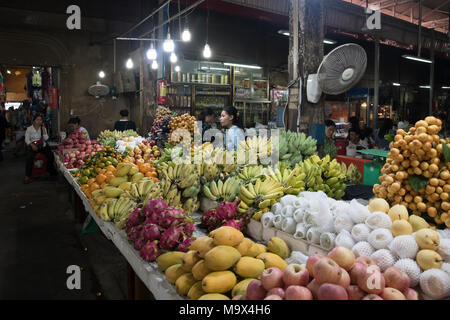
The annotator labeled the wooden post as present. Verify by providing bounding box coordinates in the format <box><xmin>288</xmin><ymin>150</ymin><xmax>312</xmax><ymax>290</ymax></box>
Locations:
<box><xmin>139</xmin><ymin>40</ymin><xmax>144</xmax><ymax>133</ymax></box>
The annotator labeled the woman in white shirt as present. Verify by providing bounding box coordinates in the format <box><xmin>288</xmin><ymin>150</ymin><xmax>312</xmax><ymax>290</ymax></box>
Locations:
<box><xmin>24</xmin><ymin>114</ymin><xmax>56</xmax><ymax>183</ymax></box>
<box><xmin>220</xmin><ymin>106</ymin><xmax>245</xmax><ymax>152</ymax></box>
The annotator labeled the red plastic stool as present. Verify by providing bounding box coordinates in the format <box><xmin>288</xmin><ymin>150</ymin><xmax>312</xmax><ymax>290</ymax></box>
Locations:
<box><xmin>31</xmin><ymin>152</ymin><xmax>48</xmax><ymax>178</ymax></box>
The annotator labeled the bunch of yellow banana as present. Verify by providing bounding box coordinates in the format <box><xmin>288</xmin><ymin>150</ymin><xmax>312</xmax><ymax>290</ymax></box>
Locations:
<box><xmin>183</xmin><ymin>197</ymin><xmax>200</xmax><ymax>215</ymax></box>
<box><xmin>264</xmin><ymin>165</ymin><xmax>306</xmax><ymax>195</ymax></box>
<box><xmin>237</xmin><ymin>165</ymin><xmax>264</xmax><ymax>184</ymax></box>
<box><xmin>162</xmin><ymin>163</ymin><xmax>200</xmax><ymax>189</ymax></box>
<box><xmin>121</xmin><ymin>179</ymin><xmax>162</xmax><ymax>205</ymax></box>
<box><xmin>98</xmin><ymin>198</ymin><xmax>137</xmax><ymax>228</ymax></box>
<box><xmin>202</xmin><ymin>177</ymin><xmax>242</xmax><ymax>202</ymax></box>
<box><xmin>237</xmin><ymin>135</ymin><xmax>272</xmax><ymax>154</ymax></box>
<box><xmin>239</xmin><ymin>178</ymin><xmax>284</xmax><ymax>221</ymax></box>
<box><xmin>163</xmin><ymin>183</ymin><xmax>182</xmax><ymax>208</ymax></box>
<box><xmin>199</xmin><ymin>163</ymin><xmax>221</xmax><ymax>182</ymax></box>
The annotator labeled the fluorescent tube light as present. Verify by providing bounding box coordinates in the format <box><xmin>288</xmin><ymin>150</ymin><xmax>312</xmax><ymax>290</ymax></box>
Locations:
<box><xmin>393</xmin><ymin>83</ymin><xmax>400</xmax><ymax>86</ymax></box>
<box><xmin>419</xmin><ymin>85</ymin><xmax>430</xmax><ymax>89</ymax></box>
<box><xmin>402</xmin><ymin>55</ymin><xmax>432</xmax><ymax>64</ymax></box>
<box><xmin>224</xmin><ymin>63</ymin><xmax>262</xmax><ymax>69</ymax></box>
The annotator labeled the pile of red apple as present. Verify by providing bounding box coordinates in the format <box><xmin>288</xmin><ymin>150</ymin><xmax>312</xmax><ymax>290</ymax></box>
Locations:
<box><xmin>125</xmin><ymin>140</ymin><xmax>161</xmax><ymax>164</ymax></box>
<box><xmin>57</xmin><ymin>130</ymin><xmax>103</xmax><ymax>169</ymax></box>
<box><xmin>243</xmin><ymin>246</ymin><xmax>419</xmax><ymax>300</ymax></box>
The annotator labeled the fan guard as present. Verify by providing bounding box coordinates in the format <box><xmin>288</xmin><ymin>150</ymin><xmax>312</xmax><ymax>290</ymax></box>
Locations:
<box><xmin>88</xmin><ymin>81</ymin><xmax>110</xmax><ymax>98</ymax></box>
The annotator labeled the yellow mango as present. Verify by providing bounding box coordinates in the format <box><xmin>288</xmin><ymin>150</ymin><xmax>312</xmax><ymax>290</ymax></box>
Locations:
<box><xmin>202</xmin><ymin>271</ymin><xmax>237</xmax><ymax>293</ymax></box>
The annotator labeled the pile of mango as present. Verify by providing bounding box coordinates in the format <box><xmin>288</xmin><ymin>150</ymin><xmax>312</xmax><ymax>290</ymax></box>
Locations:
<box><xmin>156</xmin><ymin>226</ymin><xmax>290</xmax><ymax>300</ymax></box>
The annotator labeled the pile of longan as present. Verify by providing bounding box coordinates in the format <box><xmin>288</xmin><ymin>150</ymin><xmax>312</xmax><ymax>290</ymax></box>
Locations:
<box><xmin>168</xmin><ymin>113</ymin><xmax>197</xmax><ymax>145</ymax></box>
<box><xmin>373</xmin><ymin>116</ymin><xmax>450</xmax><ymax>227</ymax></box>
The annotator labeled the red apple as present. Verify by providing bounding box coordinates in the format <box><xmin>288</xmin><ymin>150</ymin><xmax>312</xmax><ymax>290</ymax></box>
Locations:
<box><xmin>267</xmin><ymin>288</ymin><xmax>285</xmax><ymax>299</ymax></box>
<box><xmin>285</xmin><ymin>285</ymin><xmax>313</xmax><ymax>300</ymax></box>
<box><xmin>403</xmin><ymin>288</ymin><xmax>419</xmax><ymax>300</ymax></box>
<box><xmin>338</xmin><ymin>268</ymin><xmax>351</xmax><ymax>288</ymax></box>
<box><xmin>307</xmin><ymin>279</ymin><xmax>320</xmax><ymax>299</ymax></box>
<box><xmin>264</xmin><ymin>295</ymin><xmax>283</xmax><ymax>300</ymax></box>
<box><xmin>381</xmin><ymin>287</ymin><xmax>406</xmax><ymax>300</ymax></box>
<box><xmin>261</xmin><ymin>267</ymin><xmax>284</xmax><ymax>291</ymax></box>
<box><xmin>306</xmin><ymin>254</ymin><xmax>323</xmax><ymax>277</ymax></box>
<box><xmin>350</xmin><ymin>262</ymin><xmax>368</xmax><ymax>284</ymax></box>
<box><xmin>383</xmin><ymin>267</ymin><xmax>410</xmax><ymax>293</ymax></box>
<box><xmin>317</xmin><ymin>283</ymin><xmax>348</xmax><ymax>300</ymax></box>
<box><xmin>328</xmin><ymin>246</ymin><xmax>356</xmax><ymax>271</ymax></box>
<box><xmin>346</xmin><ymin>285</ymin><xmax>366</xmax><ymax>300</ymax></box>
<box><xmin>246</xmin><ymin>280</ymin><xmax>267</xmax><ymax>300</ymax></box>
<box><xmin>283</xmin><ymin>264</ymin><xmax>310</xmax><ymax>287</ymax></box>
<box><xmin>313</xmin><ymin>257</ymin><xmax>343</xmax><ymax>285</ymax></box>
<box><xmin>357</xmin><ymin>269</ymin><xmax>385</xmax><ymax>295</ymax></box>
<box><xmin>362</xmin><ymin>294</ymin><xmax>383</xmax><ymax>300</ymax></box>
<box><xmin>355</xmin><ymin>257</ymin><xmax>380</xmax><ymax>271</ymax></box>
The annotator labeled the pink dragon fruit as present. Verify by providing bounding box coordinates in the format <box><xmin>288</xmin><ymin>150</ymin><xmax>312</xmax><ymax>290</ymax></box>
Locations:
<box><xmin>159</xmin><ymin>207</ymin><xmax>186</xmax><ymax>228</ymax></box>
<box><xmin>126</xmin><ymin>208</ymin><xmax>144</xmax><ymax>230</ymax></box>
<box><xmin>140</xmin><ymin>240</ymin><xmax>161</xmax><ymax>262</ymax></box>
<box><xmin>224</xmin><ymin>219</ymin><xmax>243</xmax><ymax>231</ymax></box>
<box><xmin>181</xmin><ymin>222</ymin><xmax>196</xmax><ymax>237</ymax></box>
<box><xmin>159</xmin><ymin>225</ymin><xmax>183</xmax><ymax>249</ymax></box>
<box><xmin>201</xmin><ymin>209</ymin><xmax>221</xmax><ymax>231</ymax></box>
<box><xmin>216</xmin><ymin>201</ymin><xmax>238</xmax><ymax>220</ymax></box>
<box><xmin>133</xmin><ymin>236</ymin><xmax>147</xmax><ymax>251</ymax></box>
<box><xmin>142</xmin><ymin>223</ymin><xmax>161</xmax><ymax>241</ymax></box>
<box><xmin>127</xmin><ymin>225</ymin><xmax>143</xmax><ymax>243</ymax></box>
<box><xmin>177</xmin><ymin>236</ymin><xmax>194</xmax><ymax>252</ymax></box>
<box><xmin>145</xmin><ymin>199</ymin><xmax>168</xmax><ymax>217</ymax></box>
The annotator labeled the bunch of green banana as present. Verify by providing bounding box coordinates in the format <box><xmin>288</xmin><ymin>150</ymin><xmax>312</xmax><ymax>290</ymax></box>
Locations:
<box><xmin>163</xmin><ymin>183</ymin><xmax>182</xmax><ymax>208</ymax></box>
<box><xmin>183</xmin><ymin>197</ymin><xmax>200</xmax><ymax>215</ymax></box>
<box><xmin>182</xmin><ymin>184</ymin><xmax>201</xmax><ymax>199</ymax></box>
<box><xmin>202</xmin><ymin>177</ymin><xmax>242</xmax><ymax>202</ymax></box>
<box><xmin>199</xmin><ymin>163</ymin><xmax>221</xmax><ymax>183</ymax></box>
<box><xmin>264</xmin><ymin>164</ymin><xmax>306</xmax><ymax>195</ymax></box>
<box><xmin>98</xmin><ymin>198</ymin><xmax>137</xmax><ymax>227</ymax></box>
<box><xmin>121</xmin><ymin>179</ymin><xmax>162</xmax><ymax>205</ymax></box>
<box><xmin>239</xmin><ymin>178</ymin><xmax>284</xmax><ymax>221</ymax></box>
<box><xmin>162</xmin><ymin>163</ymin><xmax>200</xmax><ymax>190</ymax></box>
<box><xmin>345</xmin><ymin>163</ymin><xmax>362</xmax><ymax>185</ymax></box>
<box><xmin>278</xmin><ymin>130</ymin><xmax>317</xmax><ymax>168</ymax></box>
<box><xmin>237</xmin><ymin>165</ymin><xmax>264</xmax><ymax>184</ymax></box>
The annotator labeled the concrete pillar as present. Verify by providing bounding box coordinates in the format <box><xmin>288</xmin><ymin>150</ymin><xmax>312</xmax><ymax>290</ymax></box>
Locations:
<box><xmin>287</xmin><ymin>0</ymin><xmax>324</xmax><ymax>133</ymax></box>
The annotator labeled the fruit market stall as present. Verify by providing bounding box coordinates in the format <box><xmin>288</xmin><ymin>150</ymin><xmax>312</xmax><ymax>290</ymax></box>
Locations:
<box><xmin>53</xmin><ymin>114</ymin><xmax>450</xmax><ymax>301</ymax></box>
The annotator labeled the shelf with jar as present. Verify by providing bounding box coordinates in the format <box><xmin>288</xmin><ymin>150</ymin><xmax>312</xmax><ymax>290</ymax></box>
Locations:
<box><xmin>166</xmin><ymin>83</ymin><xmax>193</xmax><ymax>112</ymax></box>
<box><xmin>232</xmin><ymin>66</ymin><xmax>270</xmax><ymax>102</ymax></box>
<box><xmin>170</xmin><ymin>60</ymin><xmax>231</xmax><ymax>86</ymax></box>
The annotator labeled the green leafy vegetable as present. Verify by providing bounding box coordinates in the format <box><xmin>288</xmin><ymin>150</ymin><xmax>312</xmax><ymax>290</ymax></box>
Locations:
<box><xmin>442</xmin><ymin>142</ymin><xmax>450</xmax><ymax>164</ymax></box>
<box><xmin>408</xmin><ymin>175</ymin><xmax>428</xmax><ymax>192</ymax></box>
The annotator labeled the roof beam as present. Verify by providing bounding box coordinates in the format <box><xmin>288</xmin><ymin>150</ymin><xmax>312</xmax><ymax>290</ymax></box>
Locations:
<box><xmin>421</xmin><ymin>0</ymin><xmax>450</xmax><ymax>20</ymax></box>
<box><xmin>422</xmin><ymin>17</ymin><xmax>450</xmax><ymax>27</ymax></box>
<box><xmin>379</xmin><ymin>0</ymin><xmax>414</xmax><ymax>10</ymax></box>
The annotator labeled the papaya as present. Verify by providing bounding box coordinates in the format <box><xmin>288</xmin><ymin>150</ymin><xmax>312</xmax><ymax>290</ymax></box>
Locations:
<box><xmin>115</xmin><ymin>164</ymin><xmax>132</xmax><ymax>177</ymax></box>
<box><xmin>128</xmin><ymin>167</ymin><xmax>139</xmax><ymax>176</ymax></box>
<box><xmin>187</xmin><ymin>281</ymin><xmax>206</xmax><ymax>300</ymax></box>
<box><xmin>182</xmin><ymin>250</ymin><xmax>201</xmax><ymax>272</ymax></box>
<box><xmin>234</xmin><ymin>237</ymin><xmax>255</xmax><ymax>256</ymax></box>
<box><xmin>256</xmin><ymin>252</ymin><xmax>287</xmax><ymax>271</ymax></box>
<box><xmin>165</xmin><ymin>264</ymin><xmax>188</xmax><ymax>284</ymax></box>
<box><xmin>192</xmin><ymin>260</ymin><xmax>212</xmax><ymax>281</ymax></box>
<box><xmin>204</xmin><ymin>245</ymin><xmax>241</xmax><ymax>271</ymax></box>
<box><xmin>103</xmin><ymin>186</ymin><xmax>124</xmax><ymax>198</ymax></box>
<box><xmin>118</xmin><ymin>181</ymin><xmax>132</xmax><ymax>191</ymax></box>
<box><xmin>247</xmin><ymin>243</ymin><xmax>267</xmax><ymax>257</ymax></box>
<box><xmin>267</xmin><ymin>237</ymin><xmax>290</xmax><ymax>259</ymax></box>
<box><xmin>131</xmin><ymin>172</ymin><xmax>144</xmax><ymax>183</ymax></box>
<box><xmin>210</xmin><ymin>226</ymin><xmax>244</xmax><ymax>247</ymax></box>
<box><xmin>175</xmin><ymin>273</ymin><xmax>196</xmax><ymax>296</ymax></box>
<box><xmin>156</xmin><ymin>251</ymin><xmax>186</xmax><ymax>271</ymax></box>
<box><xmin>109</xmin><ymin>176</ymin><xmax>128</xmax><ymax>187</ymax></box>
<box><xmin>94</xmin><ymin>195</ymin><xmax>107</xmax><ymax>205</ymax></box>
<box><xmin>202</xmin><ymin>271</ymin><xmax>237</xmax><ymax>293</ymax></box>
<box><xmin>192</xmin><ymin>237</ymin><xmax>215</xmax><ymax>258</ymax></box>
<box><xmin>234</xmin><ymin>257</ymin><xmax>265</xmax><ymax>278</ymax></box>
<box><xmin>231</xmin><ymin>278</ymin><xmax>255</xmax><ymax>298</ymax></box>
<box><xmin>198</xmin><ymin>293</ymin><xmax>230</xmax><ymax>300</ymax></box>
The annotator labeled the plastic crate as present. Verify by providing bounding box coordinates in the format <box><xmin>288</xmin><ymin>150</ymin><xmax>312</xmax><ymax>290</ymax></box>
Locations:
<box><xmin>363</xmin><ymin>161</ymin><xmax>383</xmax><ymax>186</ymax></box>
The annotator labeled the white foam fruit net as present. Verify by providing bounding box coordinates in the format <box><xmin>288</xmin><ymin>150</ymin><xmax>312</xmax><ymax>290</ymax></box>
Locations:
<box><xmin>442</xmin><ymin>263</ymin><xmax>450</xmax><ymax>276</ymax></box>
<box><xmin>352</xmin><ymin>241</ymin><xmax>375</xmax><ymax>258</ymax></box>
<box><xmin>368</xmin><ymin>228</ymin><xmax>394</xmax><ymax>250</ymax></box>
<box><xmin>334</xmin><ymin>212</ymin><xmax>354</xmax><ymax>233</ymax></box>
<box><xmin>351</xmin><ymin>224</ymin><xmax>371</xmax><ymax>242</ymax></box>
<box><xmin>370</xmin><ymin>249</ymin><xmax>397</xmax><ymax>272</ymax></box>
<box><xmin>419</xmin><ymin>269</ymin><xmax>450</xmax><ymax>300</ymax></box>
<box><xmin>438</xmin><ymin>239</ymin><xmax>450</xmax><ymax>262</ymax></box>
<box><xmin>388</xmin><ymin>235</ymin><xmax>419</xmax><ymax>259</ymax></box>
<box><xmin>365</xmin><ymin>211</ymin><xmax>392</xmax><ymax>230</ymax></box>
<box><xmin>335</xmin><ymin>230</ymin><xmax>356</xmax><ymax>249</ymax></box>
<box><xmin>348</xmin><ymin>199</ymin><xmax>371</xmax><ymax>224</ymax></box>
<box><xmin>306</xmin><ymin>227</ymin><xmax>322</xmax><ymax>244</ymax></box>
<box><xmin>394</xmin><ymin>258</ymin><xmax>421</xmax><ymax>287</ymax></box>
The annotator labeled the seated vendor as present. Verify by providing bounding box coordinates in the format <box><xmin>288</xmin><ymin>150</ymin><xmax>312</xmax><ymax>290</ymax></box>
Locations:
<box><xmin>68</xmin><ymin>117</ymin><xmax>90</xmax><ymax>140</ymax></box>
<box><xmin>346</xmin><ymin>129</ymin><xmax>368</xmax><ymax>158</ymax></box>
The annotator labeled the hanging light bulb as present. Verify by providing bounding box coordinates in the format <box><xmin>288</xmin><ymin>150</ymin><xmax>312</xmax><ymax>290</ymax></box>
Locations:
<box><xmin>163</xmin><ymin>33</ymin><xmax>175</xmax><ymax>52</ymax></box>
<box><xmin>146</xmin><ymin>43</ymin><xmax>157</xmax><ymax>60</ymax></box>
<box><xmin>126</xmin><ymin>58</ymin><xmax>134</xmax><ymax>69</ymax></box>
<box><xmin>175</xmin><ymin>65</ymin><xmax>181</xmax><ymax>72</ymax></box>
<box><xmin>98</xmin><ymin>71</ymin><xmax>105</xmax><ymax>78</ymax></box>
<box><xmin>182</xmin><ymin>28</ymin><xmax>191</xmax><ymax>42</ymax></box>
<box><xmin>170</xmin><ymin>52</ymin><xmax>178</xmax><ymax>63</ymax></box>
<box><xmin>203</xmin><ymin>43</ymin><xmax>211</xmax><ymax>59</ymax></box>
<box><xmin>151</xmin><ymin>60</ymin><xmax>158</xmax><ymax>70</ymax></box>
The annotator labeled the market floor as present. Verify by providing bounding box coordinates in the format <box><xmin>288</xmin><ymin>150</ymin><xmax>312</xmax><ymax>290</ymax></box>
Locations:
<box><xmin>0</xmin><ymin>145</ymin><xmax>128</xmax><ymax>299</ymax></box>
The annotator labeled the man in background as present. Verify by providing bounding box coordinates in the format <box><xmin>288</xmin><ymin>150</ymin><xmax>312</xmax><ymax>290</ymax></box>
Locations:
<box><xmin>114</xmin><ymin>109</ymin><xmax>136</xmax><ymax>132</ymax></box>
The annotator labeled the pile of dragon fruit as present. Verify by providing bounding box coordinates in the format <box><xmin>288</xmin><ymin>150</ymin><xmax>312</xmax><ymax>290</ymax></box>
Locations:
<box><xmin>201</xmin><ymin>201</ymin><xmax>249</xmax><ymax>232</ymax></box>
<box><xmin>56</xmin><ymin>130</ymin><xmax>103</xmax><ymax>169</ymax></box>
<box><xmin>125</xmin><ymin>199</ymin><xmax>196</xmax><ymax>262</ymax></box>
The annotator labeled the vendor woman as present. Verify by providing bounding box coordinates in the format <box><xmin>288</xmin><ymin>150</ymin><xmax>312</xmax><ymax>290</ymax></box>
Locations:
<box><xmin>68</xmin><ymin>116</ymin><xmax>90</xmax><ymax>140</ymax></box>
<box><xmin>220</xmin><ymin>106</ymin><xmax>245</xmax><ymax>151</ymax></box>
<box><xmin>323</xmin><ymin>119</ymin><xmax>337</xmax><ymax>158</ymax></box>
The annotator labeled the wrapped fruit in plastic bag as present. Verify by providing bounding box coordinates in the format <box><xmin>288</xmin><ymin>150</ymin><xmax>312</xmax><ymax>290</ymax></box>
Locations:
<box><xmin>348</xmin><ymin>199</ymin><xmax>371</xmax><ymax>224</ymax></box>
<box><xmin>368</xmin><ymin>228</ymin><xmax>394</xmax><ymax>250</ymax></box>
<box><xmin>420</xmin><ymin>269</ymin><xmax>450</xmax><ymax>300</ymax></box>
<box><xmin>335</xmin><ymin>230</ymin><xmax>355</xmax><ymax>249</ymax></box>
<box><xmin>388</xmin><ymin>235</ymin><xmax>419</xmax><ymax>260</ymax></box>
<box><xmin>351</xmin><ymin>223</ymin><xmax>371</xmax><ymax>242</ymax></box>
<box><xmin>394</xmin><ymin>258</ymin><xmax>421</xmax><ymax>287</ymax></box>
<box><xmin>365</xmin><ymin>211</ymin><xmax>392</xmax><ymax>230</ymax></box>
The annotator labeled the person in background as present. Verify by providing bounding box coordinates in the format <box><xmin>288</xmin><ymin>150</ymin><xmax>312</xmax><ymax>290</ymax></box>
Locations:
<box><xmin>0</xmin><ymin>109</ymin><xmax>8</xmax><ymax>162</ymax></box>
<box><xmin>114</xmin><ymin>109</ymin><xmax>136</xmax><ymax>132</ymax></box>
<box><xmin>24</xmin><ymin>114</ymin><xmax>56</xmax><ymax>183</ymax></box>
<box><xmin>374</xmin><ymin>118</ymin><xmax>394</xmax><ymax>150</ymax></box>
<box><xmin>349</xmin><ymin>116</ymin><xmax>360</xmax><ymax>132</ymax></box>
<box><xmin>323</xmin><ymin>119</ymin><xmax>337</xmax><ymax>158</ymax></box>
<box><xmin>198</xmin><ymin>108</ymin><xmax>215</xmax><ymax>143</ymax></box>
<box><xmin>220</xmin><ymin>106</ymin><xmax>245</xmax><ymax>152</ymax></box>
<box><xmin>67</xmin><ymin>117</ymin><xmax>90</xmax><ymax>140</ymax></box>
<box><xmin>361</xmin><ymin>127</ymin><xmax>375</xmax><ymax>149</ymax></box>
